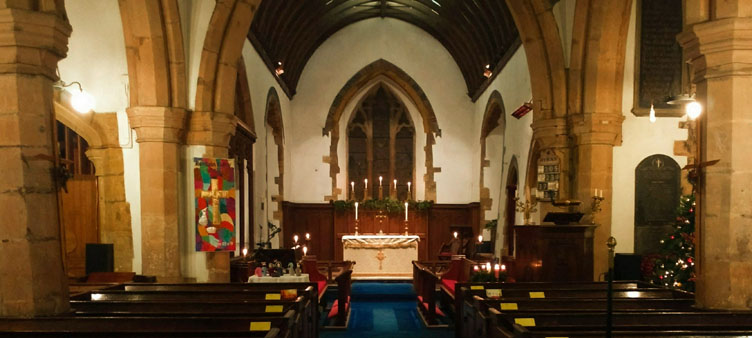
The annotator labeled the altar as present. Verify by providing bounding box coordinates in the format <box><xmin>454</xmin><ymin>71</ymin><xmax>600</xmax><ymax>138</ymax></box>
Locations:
<box><xmin>341</xmin><ymin>235</ymin><xmax>420</xmax><ymax>279</ymax></box>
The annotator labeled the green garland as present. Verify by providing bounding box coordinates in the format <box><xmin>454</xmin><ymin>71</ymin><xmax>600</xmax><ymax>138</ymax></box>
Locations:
<box><xmin>332</xmin><ymin>198</ymin><xmax>434</xmax><ymax>213</ymax></box>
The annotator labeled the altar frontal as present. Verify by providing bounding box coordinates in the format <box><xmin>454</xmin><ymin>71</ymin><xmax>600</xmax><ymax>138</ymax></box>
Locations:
<box><xmin>342</xmin><ymin>234</ymin><xmax>419</xmax><ymax>278</ymax></box>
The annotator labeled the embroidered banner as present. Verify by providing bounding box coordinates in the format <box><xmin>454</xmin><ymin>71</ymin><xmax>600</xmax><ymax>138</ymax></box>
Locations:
<box><xmin>194</xmin><ymin>158</ymin><xmax>236</xmax><ymax>251</ymax></box>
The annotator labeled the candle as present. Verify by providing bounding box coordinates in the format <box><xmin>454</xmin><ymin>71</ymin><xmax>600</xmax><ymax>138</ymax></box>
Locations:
<box><xmin>486</xmin><ymin>262</ymin><xmax>491</xmax><ymax>271</ymax></box>
<box><xmin>394</xmin><ymin>179</ymin><xmax>397</xmax><ymax>190</ymax></box>
<box><xmin>600</xmin><ymin>189</ymin><xmax>603</xmax><ymax>198</ymax></box>
<box><xmin>407</xmin><ymin>182</ymin><xmax>411</xmax><ymax>196</ymax></box>
<box><xmin>379</xmin><ymin>176</ymin><xmax>383</xmax><ymax>186</ymax></box>
<box><xmin>453</xmin><ymin>231</ymin><xmax>458</xmax><ymax>239</ymax></box>
<box><xmin>293</xmin><ymin>235</ymin><xmax>298</xmax><ymax>243</ymax></box>
<box><xmin>473</xmin><ymin>265</ymin><xmax>479</xmax><ymax>272</ymax></box>
<box><xmin>364</xmin><ymin>178</ymin><xmax>368</xmax><ymax>190</ymax></box>
<box><xmin>593</xmin><ymin>188</ymin><xmax>597</xmax><ymax>197</ymax></box>
<box><xmin>478</xmin><ymin>234</ymin><xmax>483</xmax><ymax>243</ymax></box>
<box><xmin>351</xmin><ymin>181</ymin><xmax>355</xmax><ymax>197</ymax></box>
<box><xmin>404</xmin><ymin>202</ymin><xmax>409</xmax><ymax>220</ymax></box>
<box><xmin>494</xmin><ymin>264</ymin><xmax>500</xmax><ymax>279</ymax></box>
<box><xmin>302</xmin><ymin>246</ymin><xmax>307</xmax><ymax>256</ymax></box>
<box><xmin>305</xmin><ymin>233</ymin><xmax>310</xmax><ymax>240</ymax></box>
<box><xmin>501</xmin><ymin>264</ymin><xmax>506</xmax><ymax>271</ymax></box>
<box><xmin>515</xmin><ymin>189</ymin><xmax>519</xmax><ymax>199</ymax></box>
<box><xmin>242</xmin><ymin>248</ymin><xmax>248</xmax><ymax>257</ymax></box>
<box><xmin>355</xmin><ymin>202</ymin><xmax>359</xmax><ymax>220</ymax></box>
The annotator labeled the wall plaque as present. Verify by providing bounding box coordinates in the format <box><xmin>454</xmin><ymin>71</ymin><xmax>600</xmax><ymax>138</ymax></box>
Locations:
<box><xmin>632</xmin><ymin>0</ymin><xmax>684</xmax><ymax>117</ymax></box>
<box><xmin>634</xmin><ymin>154</ymin><xmax>680</xmax><ymax>254</ymax></box>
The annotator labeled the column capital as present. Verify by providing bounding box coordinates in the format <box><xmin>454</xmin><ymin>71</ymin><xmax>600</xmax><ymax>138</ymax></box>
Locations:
<box><xmin>0</xmin><ymin>7</ymin><xmax>72</xmax><ymax>80</ymax></box>
<box><xmin>569</xmin><ymin>112</ymin><xmax>624</xmax><ymax>146</ymax></box>
<box><xmin>531</xmin><ymin>116</ymin><xmax>568</xmax><ymax>149</ymax></box>
<box><xmin>185</xmin><ymin>110</ymin><xmax>238</xmax><ymax>148</ymax></box>
<box><xmin>679</xmin><ymin>17</ymin><xmax>752</xmax><ymax>80</ymax></box>
<box><xmin>126</xmin><ymin>106</ymin><xmax>187</xmax><ymax>143</ymax></box>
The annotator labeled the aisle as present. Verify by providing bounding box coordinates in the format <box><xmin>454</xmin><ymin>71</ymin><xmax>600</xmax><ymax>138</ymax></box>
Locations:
<box><xmin>320</xmin><ymin>282</ymin><xmax>454</xmax><ymax>338</ymax></box>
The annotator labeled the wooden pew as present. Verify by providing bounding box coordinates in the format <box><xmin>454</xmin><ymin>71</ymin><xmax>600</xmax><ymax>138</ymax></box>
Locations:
<box><xmin>412</xmin><ymin>260</ymin><xmax>444</xmax><ymax>327</ymax></box>
<box><xmin>486</xmin><ymin>309</ymin><xmax>752</xmax><ymax>338</ymax></box>
<box><xmin>325</xmin><ymin>268</ymin><xmax>353</xmax><ymax>327</ymax></box>
<box><xmin>0</xmin><ymin>312</ymin><xmax>295</xmax><ymax>337</ymax></box>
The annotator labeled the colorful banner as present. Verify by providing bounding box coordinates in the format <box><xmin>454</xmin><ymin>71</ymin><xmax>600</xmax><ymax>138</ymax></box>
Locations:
<box><xmin>194</xmin><ymin>158</ymin><xmax>236</xmax><ymax>251</ymax></box>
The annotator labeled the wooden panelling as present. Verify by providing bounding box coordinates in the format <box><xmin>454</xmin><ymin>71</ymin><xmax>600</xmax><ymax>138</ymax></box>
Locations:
<box><xmin>60</xmin><ymin>176</ymin><xmax>99</xmax><ymax>277</ymax></box>
<box><xmin>282</xmin><ymin>202</ymin><xmax>480</xmax><ymax>261</ymax></box>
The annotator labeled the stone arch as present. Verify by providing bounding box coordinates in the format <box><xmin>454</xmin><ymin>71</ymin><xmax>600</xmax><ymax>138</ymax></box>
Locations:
<box><xmin>480</xmin><ymin>91</ymin><xmax>507</xmax><ymax>226</ymax></box>
<box><xmin>235</xmin><ymin>57</ymin><xmax>255</xmax><ymax>135</ymax></box>
<box><xmin>265</xmin><ymin>87</ymin><xmax>284</xmax><ymax>223</ymax></box>
<box><xmin>53</xmin><ymin>94</ymin><xmax>133</xmax><ymax>273</ymax></box>
<box><xmin>501</xmin><ymin>156</ymin><xmax>519</xmax><ymax>256</ymax></box>
<box><xmin>324</xmin><ymin>59</ymin><xmax>439</xmax><ymax>201</ymax></box>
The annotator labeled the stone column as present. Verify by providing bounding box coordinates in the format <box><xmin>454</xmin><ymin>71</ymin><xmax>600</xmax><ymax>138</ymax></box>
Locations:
<box><xmin>188</xmin><ymin>111</ymin><xmax>238</xmax><ymax>282</ymax></box>
<box><xmin>531</xmin><ymin>116</ymin><xmax>571</xmax><ymax>216</ymax></box>
<box><xmin>570</xmin><ymin>111</ymin><xmax>624</xmax><ymax>280</ymax></box>
<box><xmin>679</xmin><ymin>14</ymin><xmax>752</xmax><ymax>310</ymax></box>
<box><xmin>128</xmin><ymin>107</ymin><xmax>186</xmax><ymax>283</ymax></box>
<box><xmin>0</xmin><ymin>3</ymin><xmax>71</xmax><ymax>316</ymax></box>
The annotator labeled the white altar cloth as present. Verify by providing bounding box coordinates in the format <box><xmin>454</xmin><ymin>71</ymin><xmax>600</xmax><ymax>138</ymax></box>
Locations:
<box><xmin>342</xmin><ymin>235</ymin><xmax>419</xmax><ymax>278</ymax></box>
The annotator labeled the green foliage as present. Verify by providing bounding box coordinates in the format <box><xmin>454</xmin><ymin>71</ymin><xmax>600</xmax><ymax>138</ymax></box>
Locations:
<box><xmin>331</xmin><ymin>198</ymin><xmax>434</xmax><ymax>214</ymax></box>
<box><xmin>469</xmin><ymin>269</ymin><xmax>507</xmax><ymax>283</ymax></box>
<box><xmin>645</xmin><ymin>194</ymin><xmax>695</xmax><ymax>292</ymax></box>
<box><xmin>484</xmin><ymin>219</ymin><xmax>498</xmax><ymax>230</ymax></box>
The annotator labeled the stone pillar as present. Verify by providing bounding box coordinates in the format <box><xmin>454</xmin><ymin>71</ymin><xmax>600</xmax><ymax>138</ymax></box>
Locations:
<box><xmin>188</xmin><ymin>111</ymin><xmax>238</xmax><ymax>282</ymax></box>
<box><xmin>128</xmin><ymin>107</ymin><xmax>186</xmax><ymax>283</ymax></box>
<box><xmin>531</xmin><ymin>116</ymin><xmax>571</xmax><ymax>216</ymax></box>
<box><xmin>570</xmin><ymin>111</ymin><xmax>623</xmax><ymax>280</ymax></box>
<box><xmin>0</xmin><ymin>3</ymin><xmax>71</xmax><ymax>316</ymax></box>
<box><xmin>679</xmin><ymin>14</ymin><xmax>752</xmax><ymax>310</ymax></box>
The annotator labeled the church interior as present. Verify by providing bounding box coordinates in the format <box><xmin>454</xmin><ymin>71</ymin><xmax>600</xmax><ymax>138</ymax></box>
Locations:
<box><xmin>2</xmin><ymin>0</ymin><xmax>752</xmax><ymax>336</ymax></box>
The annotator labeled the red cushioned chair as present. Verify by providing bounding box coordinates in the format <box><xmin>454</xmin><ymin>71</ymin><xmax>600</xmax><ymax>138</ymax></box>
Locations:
<box><xmin>301</xmin><ymin>257</ymin><xmax>328</xmax><ymax>301</ymax></box>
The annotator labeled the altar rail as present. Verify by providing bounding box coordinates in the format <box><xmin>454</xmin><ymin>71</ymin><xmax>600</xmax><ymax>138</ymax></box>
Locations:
<box><xmin>282</xmin><ymin>202</ymin><xmax>481</xmax><ymax>261</ymax></box>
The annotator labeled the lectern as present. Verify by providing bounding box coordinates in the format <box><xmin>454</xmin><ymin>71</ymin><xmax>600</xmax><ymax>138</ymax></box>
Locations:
<box><xmin>512</xmin><ymin>224</ymin><xmax>596</xmax><ymax>282</ymax></box>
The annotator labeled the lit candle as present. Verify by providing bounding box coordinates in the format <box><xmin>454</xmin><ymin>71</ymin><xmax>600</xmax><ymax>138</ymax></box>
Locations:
<box><xmin>486</xmin><ymin>262</ymin><xmax>491</xmax><ymax>271</ymax></box>
<box><xmin>305</xmin><ymin>233</ymin><xmax>310</xmax><ymax>240</ymax></box>
<box><xmin>494</xmin><ymin>264</ymin><xmax>500</xmax><ymax>279</ymax></box>
<box><xmin>355</xmin><ymin>202</ymin><xmax>359</xmax><ymax>220</ymax></box>
<box><xmin>404</xmin><ymin>202</ymin><xmax>409</xmax><ymax>221</ymax></box>
<box><xmin>379</xmin><ymin>176</ymin><xmax>383</xmax><ymax>187</ymax></box>
<box><xmin>242</xmin><ymin>248</ymin><xmax>248</xmax><ymax>257</ymax></box>
<box><xmin>600</xmin><ymin>189</ymin><xmax>603</xmax><ymax>198</ymax></box>
<box><xmin>293</xmin><ymin>235</ymin><xmax>298</xmax><ymax>243</ymax></box>
<box><xmin>473</xmin><ymin>265</ymin><xmax>479</xmax><ymax>272</ymax></box>
<box><xmin>364</xmin><ymin>178</ymin><xmax>368</xmax><ymax>190</ymax></box>
<box><xmin>501</xmin><ymin>264</ymin><xmax>506</xmax><ymax>271</ymax></box>
<box><xmin>593</xmin><ymin>188</ymin><xmax>597</xmax><ymax>197</ymax></box>
<box><xmin>302</xmin><ymin>246</ymin><xmax>307</xmax><ymax>256</ymax></box>
<box><xmin>478</xmin><ymin>234</ymin><xmax>483</xmax><ymax>243</ymax></box>
<box><xmin>407</xmin><ymin>182</ymin><xmax>411</xmax><ymax>196</ymax></box>
<box><xmin>453</xmin><ymin>231</ymin><xmax>458</xmax><ymax>239</ymax></box>
<box><xmin>351</xmin><ymin>181</ymin><xmax>355</xmax><ymax>197</ymax></box>
<box><xmin>394</xmin><ymin>179</ymin><xmax>397</xmax><ymax>190</ymax></box>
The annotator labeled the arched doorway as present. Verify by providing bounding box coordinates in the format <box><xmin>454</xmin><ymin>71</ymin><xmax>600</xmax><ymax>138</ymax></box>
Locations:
<box><xmin>503</xmin><ymin>157</ymin><xmax>519</xmax><ymax>257</ymax></box>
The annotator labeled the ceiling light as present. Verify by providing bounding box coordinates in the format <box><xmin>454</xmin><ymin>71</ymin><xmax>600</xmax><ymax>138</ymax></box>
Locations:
<box><xmin>275</xmin><ymin>61</ymin><xmax>284</xmax><ymax>76</ymax></box>
<box><xmin>483</xmin><ymin>64</ymin><xmax>492</xmax><ymax>78</ymax></box>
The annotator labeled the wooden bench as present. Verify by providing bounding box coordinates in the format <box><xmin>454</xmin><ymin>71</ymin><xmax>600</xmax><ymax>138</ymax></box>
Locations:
<box><xmin>487</xmin><ymin>309</ymin><xmax>752</xmax><ymax>338</ymax></box>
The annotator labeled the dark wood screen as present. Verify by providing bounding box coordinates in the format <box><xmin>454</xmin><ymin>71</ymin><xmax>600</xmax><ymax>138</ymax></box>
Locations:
<box><xmin>57</xmin><ymin>121</ymin><xmax>94</xmax><ymax>175</ymax></box>
<box><xmin>348</xmin><ymin>86</ymin><xmax>414</xmax><ymax>201</ymax></box>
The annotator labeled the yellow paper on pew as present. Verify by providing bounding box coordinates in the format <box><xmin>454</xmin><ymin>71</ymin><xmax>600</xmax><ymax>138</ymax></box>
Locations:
<box><xmin>514</xmin><ymin>318</ymin><xmax>536</xmax><ymax>327</ymax></box>
<box><xmin>265</xmin><ymin>293</ymin><xmax>281</xmax><ymax>300</ymax></box>
<box><xmin>470</xmin><ymin>285</ymin><xmax>484</xmax><ymax>290</ymax></box>
<box><xmin>529</xmin><ymin>291</ymin><xmax>545</xmax><ymax>298</ymax></box>
<box><xmin>485</xmin><ymin>289</ymin><xmax>501</xmax><ymax>298</ymax></box>
<box><xmin>500</xmin><ymin>303</ymin><xmax>518</xmax><ymax>310</ymax></box>
<box><xmin>265</xmin><ymin>305</ymin><xmax>283</xmax><ymax>313</ymax></box>
<box><xmin>249</xmin><ymin>321</ymin><xmax>271</xmax><ymax>331</ymax></box>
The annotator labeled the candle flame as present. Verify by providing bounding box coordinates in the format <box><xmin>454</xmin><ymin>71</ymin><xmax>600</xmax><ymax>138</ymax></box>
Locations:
<box><xmin>242</xmin><ymin>248</ymin><xmax>248</xmax><ymax>256</ymax></box>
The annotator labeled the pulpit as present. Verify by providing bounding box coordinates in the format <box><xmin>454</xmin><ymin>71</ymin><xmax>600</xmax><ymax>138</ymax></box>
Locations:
<box><xmin>512</xmin><ymin>224</ymin><xmax>596</xmax><ymax>282</ymax></box>
<box><xmin>341</xmin><ymin>234</ymin><xmax>420</xmax><ymax>278</ymax></box>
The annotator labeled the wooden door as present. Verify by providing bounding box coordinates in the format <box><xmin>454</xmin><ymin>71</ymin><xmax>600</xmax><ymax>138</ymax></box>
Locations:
<box><xmin>59</xmin><ymin>176</ymin><xmax>99</xmax><ymax>277</ymax></box>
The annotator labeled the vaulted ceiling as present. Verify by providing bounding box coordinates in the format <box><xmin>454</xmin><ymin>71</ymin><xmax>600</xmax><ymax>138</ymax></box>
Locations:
<box><xmin>248</xmin><ymin>0</ymin><xmax>520</xmax><ymax>100</ymax></box>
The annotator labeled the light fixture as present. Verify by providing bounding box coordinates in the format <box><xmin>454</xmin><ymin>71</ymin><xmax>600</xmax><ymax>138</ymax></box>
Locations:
<box><xmin>483</xmin><ymin>64</ymin><xmax>492</xmax><ymax>78</ymax></box>
<box><xmin>275</xmin><ymin>61</ymin><xmax>284</xmax><ymax>76</ymax></box>
<box><xmin>649</xmin><ymin>103</ymin><xmax>656</xmax><ymax>123</ymax></box>
<box><xmin>512</xmin><ymin>100</ymin><xmax>533</xmax><ymax>119</ymax></box>
<box><xmin>53</xmin><ymin>68</ymin><xmax>96</xmax><ymax>114</ymax></box>
<box><xmin>686</xmin><ymin>101</ymin><xmax>702</xmax><ymax>120</ymax></box>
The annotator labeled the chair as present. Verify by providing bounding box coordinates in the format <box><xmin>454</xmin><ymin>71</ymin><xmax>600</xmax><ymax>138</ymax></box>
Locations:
<box><xmin>301</xmin><ymin>256</ymin><xmax>328</xmax><ymax>301</ymax></box>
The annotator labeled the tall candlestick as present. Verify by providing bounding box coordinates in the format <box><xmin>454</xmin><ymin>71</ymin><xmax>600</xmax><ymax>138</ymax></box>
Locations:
<box><xmin>355</xmin><ymin>202</ymin><xmax>359</xmax><ymax>220</ymax></box>
<box><xmin>404</xmin><ymin>202</ymin><xmax>409</xmax><ymax>221</ymax></box>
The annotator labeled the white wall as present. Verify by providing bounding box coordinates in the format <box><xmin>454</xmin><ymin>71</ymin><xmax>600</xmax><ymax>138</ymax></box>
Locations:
<box><xmin>289</xmin><ymin>18</ymin><xmax>475</xmax><ymax>203</ymax></box>
<box><xmin>612</xmin><ymin>1</ymin><xmax>688</xmax><ymax>253</ymax></box>
<box><xmin>471</xmin><ymin>49</ymin><xmax>534</xmax><ymax>255</ymax></box>
<box><xmin>59</xmin><ymin>0</ymin><xmax>143</xmax><ymax>273</ymax></box>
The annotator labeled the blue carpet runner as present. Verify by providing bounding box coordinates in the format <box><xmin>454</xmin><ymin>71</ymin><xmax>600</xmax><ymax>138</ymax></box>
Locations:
<box><xmin>320</xmin><ymin>282</ymin><xmax>454</xmax><ymax>338</ymax></box>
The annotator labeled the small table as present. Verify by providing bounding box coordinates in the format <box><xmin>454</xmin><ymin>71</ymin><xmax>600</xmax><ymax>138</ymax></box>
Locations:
<box><xmin>247</xmin><ymin>274</ymin><xmax>310</xmax><ymax>283</ymax></box>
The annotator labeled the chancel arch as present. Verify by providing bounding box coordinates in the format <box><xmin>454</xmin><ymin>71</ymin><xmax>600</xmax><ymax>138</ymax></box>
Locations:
<box><xmin>325</xmin><ymin>59</ymin><xmax>439</xmax><ymax>202</ymax></box>
<box><xmin>265</xmin><ymin>87</ymin><xmax>285</xmax><ymax>232</ymax></box>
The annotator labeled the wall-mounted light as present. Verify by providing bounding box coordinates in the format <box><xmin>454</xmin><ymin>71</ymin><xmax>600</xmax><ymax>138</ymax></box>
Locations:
<box><xmin>54</xmin><ymin>69</ymin><xmax>96</xmax><ymax>114</ymax></box>
<box><xmin>483</xmin><ymin>64</ymin><xmax>492</xmax><ymax>78</ymax></box>
<box><xmin>686</xmin><ymin>101</ymin><xmax>702</xmax><ymax>120</ymax></box>
<box><xmin>275</xmin><ymin>61</ymin><xmax>284</xmax><ymax>76</ymax></box>
<box><xmin>512</xmin><ymin>100</ymin><xmax>533</xmax><ymax>119</ymax></box>
<box><xmin>649</xmin><ymin>103</ymin><xmax>656</xmax><ymax>123</ymax></box>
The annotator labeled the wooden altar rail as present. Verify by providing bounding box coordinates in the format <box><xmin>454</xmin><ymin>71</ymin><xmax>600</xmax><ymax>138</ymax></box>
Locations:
<box><xmin>282</xmin><ymin>202</ymin><xmax>481</xmax><ymax>261</ymax></box>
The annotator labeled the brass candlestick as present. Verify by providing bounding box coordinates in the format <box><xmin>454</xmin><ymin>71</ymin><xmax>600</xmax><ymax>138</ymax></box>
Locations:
<box><xmin>590</xmin><ymin>195</ymin><xmax>605</xmax><ymax>225</ymax></box>
<box><xmin>514</xmin><ymin>197</ymin><xmax>538</xmax><ymax>225</ymax></box>
<box><xmin>404</xmin><ymin>219</ymin><xmax>409</xmax><ymax>236</ymax></box>
<box><xmin>354</xmin><ymin>218</ymin><xmax>360</xmax><ymax>236</ymax></box>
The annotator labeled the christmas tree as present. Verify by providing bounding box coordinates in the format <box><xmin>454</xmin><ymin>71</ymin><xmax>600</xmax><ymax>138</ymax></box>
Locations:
<box><xmin>646</xmin><ymin>194</ymin><xmax>696</xmax><ymax>292</ymax></box>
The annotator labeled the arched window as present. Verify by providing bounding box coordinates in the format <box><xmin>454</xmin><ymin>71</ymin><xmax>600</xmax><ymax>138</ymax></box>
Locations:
<box><xmin>348</xmin><ymin>85</ymin><xmax>414</xmax><ymax>200</ymax></box>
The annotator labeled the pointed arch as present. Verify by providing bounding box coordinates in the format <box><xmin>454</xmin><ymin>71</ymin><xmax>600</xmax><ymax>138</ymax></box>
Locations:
<box><xmin>480</xmin><ymin>90</ymin><xmax>507</xmax><ymax>227</ymax></box>
<box><xmin>324</xmin><ymin>59</ymin><xmax>439</xmax><ymax>201</ymax></box>
<box><xmin>502</xmin><ymin>156</ymin><xmax>519</xmax><ymax>256</ymax></box>
<box><xmin>235</xmin><ymin>56</ymin><xmax>256</xmax><ymax>136</ymax></box>
<box><xmin>265</xmin><ymin>87</ymin><xmax>284</xmax><ymax>223</ymax></box>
